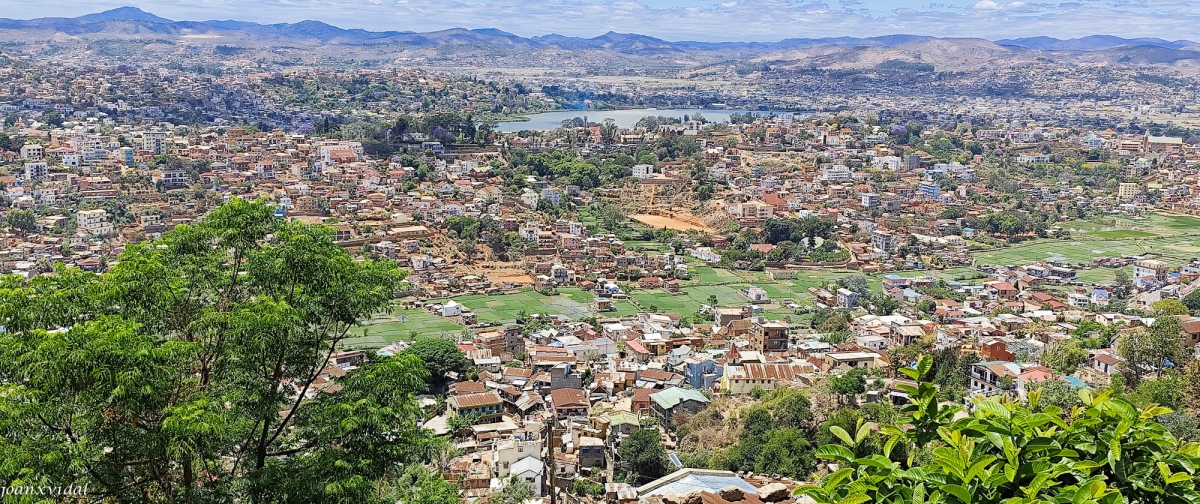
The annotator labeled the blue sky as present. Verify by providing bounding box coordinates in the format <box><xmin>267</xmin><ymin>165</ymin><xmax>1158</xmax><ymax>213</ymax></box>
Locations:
<box><xmin>0</xmin><ymin>0</ymin><xmax>1196</xmax><ymax>42</ymax></box>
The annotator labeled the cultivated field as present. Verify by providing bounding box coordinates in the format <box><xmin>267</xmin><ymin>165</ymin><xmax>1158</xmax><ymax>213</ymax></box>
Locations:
<box><xmin>343</xmin><ymin>308</ymin><xmax>466</xmax><ymax>349</ymax></box>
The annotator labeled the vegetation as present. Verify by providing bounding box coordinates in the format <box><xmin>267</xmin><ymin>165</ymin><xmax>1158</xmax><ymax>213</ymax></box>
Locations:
<box><xmin>796</xmin><ymin>355</ymin><xmax>1200</xmax><ymax>504</ymax></box>
<box><xmin>490</xmin><ymin>476</ymin><xmax>536</xmax><ymax>504</ymax></box>
<box><xmin>3</xmin><ymin>208</ymin><xmax>36</xmax><ymax>232</ymax></box>
<box><xmin>404</xmin><ymin>335</ymin><xmax>470</xmax><ymax>390</ymax></box>
<box><xmin>0</xmin><ymin>198</ymin><xmax>456</xmax><ymax>503</ymax></box>
<box><xmin>619</xmin><ymin>429</ymin><xmax>669</xmax><ymax>483</ymax></box>
<box><xmin>572</xmin><ymin>478</ymin><xmax>604</xmax><ymax>496</ymax></box>
<box><xmin>1118</xmin><ymin>316</ymin><xmax>1188</xmax><ymax>387</ymax></box>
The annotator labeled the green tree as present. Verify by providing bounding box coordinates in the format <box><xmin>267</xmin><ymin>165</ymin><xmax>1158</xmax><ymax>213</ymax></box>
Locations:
<box><xmin>0</xmin><ymin>198</ymin><xmax>448</xmax><ymax>503</ymax></box>
<box><xmin>1183</xmin><ymin>289</ymin><xmax>1200</xmax><ymax>313</ymax></box>
<box><xmin>836</xmin><ymin>275</ymin><xmax>871</xmax><ymax>297</ymax></box>
<box><xmin>385</xmin><ymin>466</ymin><xmax>463</xmax><ymax>504</ymax></box>
<box><xmin>404</xmin><ymin>336</ymin><xmax>470</xmax><ymax>389</ymax></box>
<box><xmin>769</xmin><ymin>388</ymin><xmax>815</xmax><ymax>430</ymax></box>
<box><xmin>572</xmin><ymin>478</ymin><xmax>605</xmax><ymax>496</ymax></box>
<box><xmin>4</xmin><ymin>208</ymin><xmax>36</xmax><ymax>232</ymax></box>
<box><xmin>753</xmin><ymin>428</ymin><xmax>816</xmax><ymax>479</ymax></box>
<box><xmin>619</xmin><ymin>429</ymin><xmax>669</xmax><ymax>483</ymax></box>
<box><xmin>1119</xmin><ymin>316</ymin><xmax>1188</xmax><ymax>385</ymax></box>
<box><xmin>491</xmin><ymin>475</ymin><xmax>536</xmax><ymax>504</ymax></box>
<box><xmin>1026</xmin><ymin>378</ymin><xmax>1083</xmax><ymax>414</ymax></box>
<box><xmin>828</xmin><ymin>368</ymin><xmax>868</xmax><ymax>406</ymax></box>
<box><xmin>1132</xmin><ymin>374</ymin><xmax>1185</xmax><ymax>410</ymax></box>
<box><xmin>1155</xmin><ymin>299</ymin><xmax>1190</xmax><ymax>316</ymax></box>
<box><xmin>1041</xmin><ymin>339</ymin><xmax>1089</xmax><ymax>375</ymax></box>
<box><xmin>1113</xmin><ymin>268</ymin><xmax>1133</xmax><ymax>298</ymax></box>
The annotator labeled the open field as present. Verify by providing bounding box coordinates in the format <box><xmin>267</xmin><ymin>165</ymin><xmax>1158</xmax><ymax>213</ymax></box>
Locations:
<box><xmin>630</xmin><ymin>214</ymin><xmax>710</xmax><ymax>232</ymax></box>
<box><xmin>972</xmin><ymin>240</ymin><xmax>1147</xmax><ymax>265</ymax></box>
<box><xmin>971</xmin><ymin>214</ymin><xmax>1200</xmax><ymax>268</ymax></box>
<box><xmin>343</xmin><ymin>308</ymin><xmax>466</xmax><ymax>349</ymax></box>
<box><xmin>1091</xmin><ymin>230</ymin><xmax>1157</xmax><ymax>239</ymax></box>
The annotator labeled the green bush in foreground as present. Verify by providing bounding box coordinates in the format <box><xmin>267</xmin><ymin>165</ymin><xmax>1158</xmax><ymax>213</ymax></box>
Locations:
<box><xmin>796</xmin><ymin>355</ymin><xmax>1200</xmax><ymax>504</ymax></box>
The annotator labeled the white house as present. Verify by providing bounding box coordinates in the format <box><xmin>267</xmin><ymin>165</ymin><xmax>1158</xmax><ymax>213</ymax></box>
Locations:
<box><xmin>632</xmin><ymin>164</ymin><xmax>656</xmax><ymax>179</ymax></box>
<box><xmin>493</xmin><ymin>439</ymin><xmax>542</xmax><ymax>478</ymax></box>
<box><xmin>520</xmin><ymin>190</ymin><xmax>540</xmax><ymax>208</ymax></box>
<box><xmin>822</xmin><ymin>164</ymin><xmax>852</xmax><ymax>182</ymax></box>
<box><xmin>77</xmin><ymin>208</ymin><xmax>113</xmax><ymax>236</ymax></box>
<box><xmin>20</xmin><ymin>143</ymin><xmax>44</xmax><ymax>161</ymax></box>
<box><xmin>508</xmin><ymin>456</ymin><xmax>544</xmax><ymax>497</ymax></box>
<box><xmin>441</xmin><ymin>300</ymin><xmax>463</xmax><ymax>317</ymax></box>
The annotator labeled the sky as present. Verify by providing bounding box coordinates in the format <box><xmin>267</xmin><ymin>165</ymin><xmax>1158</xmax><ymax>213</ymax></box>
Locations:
<box><xmin>0</xmin><ymin>0</ymin><xmax>1197</xmax><ymax>42</ymax></box>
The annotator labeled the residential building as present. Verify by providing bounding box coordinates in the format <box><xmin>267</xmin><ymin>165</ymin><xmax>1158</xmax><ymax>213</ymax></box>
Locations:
<box><xmin>23</xmin><ymin>162</ymin><xmax>48</xmax><ymax>181</ymax></box>
<box><xmin>446</xmin><ymin>390</ymin><xmax>504</xmax><ymax>423</ymax></box>
<box><xmin>143</xmin><ymin>131</ymin><xmax>168</xmax><ymax>155</ymax></box>
<box><xmin>649</xmin><ymin>387</ymin><xmax>710</xmax><ymax>427</ymax></box>
<box><xmin>748</xmin><ymin>319</ymin><xmax>789</xmax><ymax>353</ymax></box>
<box><xmin>1118</xmin><ymin>182</ymin><xmax>1140</xmax><ymax>201</ymax></box>
<box><xmin>77</xmin><ymin>209</ymin><xmax>113</xmax><ymax>236</ymax></box>
<box><xmin>872</xmin><ymin>229</ymin><xmax>896</xmax><ymax>251</ymax></box>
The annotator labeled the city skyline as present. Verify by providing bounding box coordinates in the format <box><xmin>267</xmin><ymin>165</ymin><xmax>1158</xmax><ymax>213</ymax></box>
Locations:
<box><xmin>2</xmin><ymin>0</ymin><xmax>1199</xmax><ymax>42</ymax></box>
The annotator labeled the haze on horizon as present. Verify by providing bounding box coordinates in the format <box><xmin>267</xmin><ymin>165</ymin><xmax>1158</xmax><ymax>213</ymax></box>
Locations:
<box><xmin>0</xmin><ymin>0</ymin><xmax>1195</xmax><ymax>43</ymax></box>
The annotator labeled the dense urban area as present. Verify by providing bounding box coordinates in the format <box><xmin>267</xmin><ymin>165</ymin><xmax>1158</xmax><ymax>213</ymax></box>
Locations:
<box><xmin>5</xmin><ymin>7</ymin><xmax>1200</xmax><ymax>504</ymax></box>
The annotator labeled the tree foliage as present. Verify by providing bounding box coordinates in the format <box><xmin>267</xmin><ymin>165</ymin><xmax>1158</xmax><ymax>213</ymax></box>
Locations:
<box><xmin>796</xmin><ymin>355</ymin><xmax>1200</xmax><ymax>504</ymax></box>
<box><xmin>3</xmin><ymin>208</ymin><xmax>36</xmax><ymax>232</ymax></box>
<box><xmin>1119</xmin><ymin>316</ymin><xmax>1189</xmax><ymax>386</ymax></box>
<box><xmin>711</xmin><ymin>389</ymin><xmax>818</xmax><ymax>479</ymax></box>
<box><xmin>0</xmin><ymin>198</ymin><xmax>450</xmax><ymax>503</ymax></box>
<box><xmin>619</xmin><ymin>429</ymin><xmax>669</xmax><ymax>483</ymax></box>
<box><xmin>491</xmin><ymin>475</ymin><xmax>536</xmax><ymax>504</ymax></box>
<box><xmin>403</xmin><ymin>336</ymin><xmax>470</xmax><ymax>389</ymax></box>
<box><xmin>1041</xmin><ymin>339</ymin><xmax>1090</xmax><ymax>375</ymax></box>
<box><xmin>762</xmin><ymin>217</ymin><xmax>836</xmax><ymax>245</ymax></box>
<box><xmin>1155</xmin><ymin>299</ymin><xmax>1190</xmax><ymax>316</ymax></box>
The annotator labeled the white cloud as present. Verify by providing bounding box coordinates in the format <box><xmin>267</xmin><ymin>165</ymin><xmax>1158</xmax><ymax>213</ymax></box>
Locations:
<box><xmin>972</xmin><ymin>0</ymin><xmax>1028</xmax><ymax>9</ymax></box>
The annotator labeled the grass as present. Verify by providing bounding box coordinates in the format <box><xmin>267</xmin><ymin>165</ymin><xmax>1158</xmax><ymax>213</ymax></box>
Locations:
<box><xmin>424</xmin><ymin>288</ymin><xmax>644</xmax><ymax>327</ymax></box>
<box><xmin>969</xmin><ymin>214</ymin><xmax>1200</xmax><ymax>269</ymax></box>
<box><xmin>344</xmin><ymin>308</ymin><xmax>465</xmax><ymax>349</ymax></box>
<box><xmin>972</xmin><ymin>240</ymin><xmax>1147</xmax><ymax>265</ymax></box>
<box><xmin>1091</xmin><ymin>230</ymin><xmax>1157</xmax><ymax>239</ymax></box>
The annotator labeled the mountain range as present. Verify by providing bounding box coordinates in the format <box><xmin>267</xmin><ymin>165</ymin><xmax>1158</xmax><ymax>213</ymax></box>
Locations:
<box><xmin>2</xmin><ymin>7</ymin><xmax>1197</xmax><ymax>53</ymax></box>
<box><xmin>6</xmin><ymin>7</ymin><xmax>1200</xmax><ymax>75</ymax></box>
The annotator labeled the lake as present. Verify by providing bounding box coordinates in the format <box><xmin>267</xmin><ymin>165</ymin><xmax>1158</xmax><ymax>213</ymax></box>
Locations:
<box><xmin>496</xmin><ymin>108</ymin><xmax>766</xmax><ymax>132</ymax></box>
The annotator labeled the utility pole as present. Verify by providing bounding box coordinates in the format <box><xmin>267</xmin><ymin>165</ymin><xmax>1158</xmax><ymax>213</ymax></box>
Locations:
<box><xmin>544</xmin><ymin>418</ymin><xmax>557</xmax><ymax>504</ymax></box>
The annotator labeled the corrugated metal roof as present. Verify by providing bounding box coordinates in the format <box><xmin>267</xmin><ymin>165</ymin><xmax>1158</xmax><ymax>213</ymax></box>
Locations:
<box><xmin>650</xmin><ymin>387</ymin><xmax>710</xmax><ymax>409</ymax></box>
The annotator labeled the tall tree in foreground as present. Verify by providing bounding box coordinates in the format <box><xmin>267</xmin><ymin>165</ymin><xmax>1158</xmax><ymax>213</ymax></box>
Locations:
<box><xmin>0</xmin><ymin>198</ymin><xmax>457</xmax><ymax>503</ymax></box>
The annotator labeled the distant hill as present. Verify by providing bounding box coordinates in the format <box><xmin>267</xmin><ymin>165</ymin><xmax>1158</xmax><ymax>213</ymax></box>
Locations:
<box><xmin>3</xmin><ymin>7</ymin><xmax>1200</xmax><ymax>70</ymax></box>
<box><xmin>0</xmin><ymin>7</ymin><xmax>1194</xmax><ymax>53</ymax></box>
<box><xmin>996</xmin><ymin>35</ymin><xmax>1196</xmax><ymax>51</ymax></box>
<box><xmin>77</xmin><ymin>7</ymin><xmax>172</xmax><ymax>24</ymax></box>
